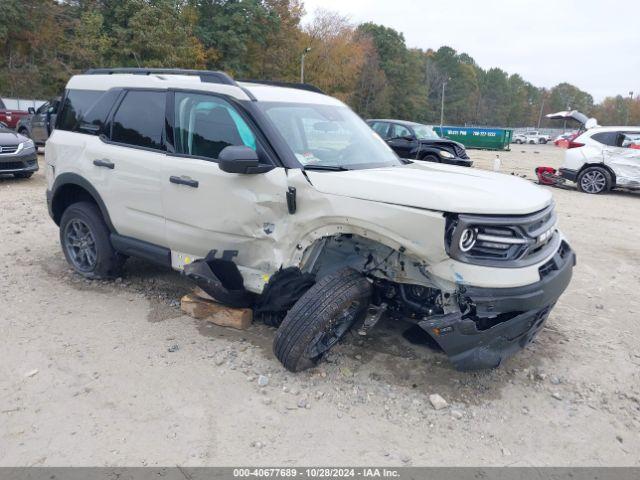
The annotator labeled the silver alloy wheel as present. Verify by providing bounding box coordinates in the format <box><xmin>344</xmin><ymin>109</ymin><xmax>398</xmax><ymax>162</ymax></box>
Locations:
<box><xmin>580</xmin><ymin>170</ymin><xmax>607</xmax><ymax>194</ymax></box>
<box><xmin>64</xmin><ymin>219</ymin><xmax>97</xmax><ymax>272</ymax></box>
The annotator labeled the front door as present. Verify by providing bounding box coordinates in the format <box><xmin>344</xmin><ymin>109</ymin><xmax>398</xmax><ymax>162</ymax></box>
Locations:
<box><xmin>387</xmin><ymin>123</ymin><xmax>416</xmax><ymax>159</ymax></box>
<box><xmin>161</xmin><ymin>91</ymin><xmax>289</xmax><ymax>281</ymax></box>
<box><xmin>30</xmin><ymin>102</ymin><xmax>49</xmax><ymax>143</ymax></box>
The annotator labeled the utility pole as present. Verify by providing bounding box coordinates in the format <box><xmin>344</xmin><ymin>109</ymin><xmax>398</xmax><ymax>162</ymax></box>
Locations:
<box><xmin>537</xmin><ymin>98</ymin><xmax>545</xmax><ymax>129</ymax></box>
<box><xmin>626</xmin><ymin>91</ymin><xmax>634</xmax><ymax>125</ymax></box>
<box><xmin>300</xmin><ymin>47</ymin><xmax>311</xmax><ymax>83</ymax></box>
<box><xmin>440</xmin><ymin>79</ymin><xmax>448</xmax><ymax>131</ymax></box>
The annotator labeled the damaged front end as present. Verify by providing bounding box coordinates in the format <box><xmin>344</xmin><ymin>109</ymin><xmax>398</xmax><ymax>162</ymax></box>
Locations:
<box><xmin>421</xmin><ymin>240</ymin><xmax>575</xmax><ymax>370</ymax></box>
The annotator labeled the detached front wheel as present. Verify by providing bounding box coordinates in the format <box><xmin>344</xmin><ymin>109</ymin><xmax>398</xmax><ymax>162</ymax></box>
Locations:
<box><xmin>273</xmin><ymin>268</ymin><xmax>371</xmax><ymax>372</ymax></box>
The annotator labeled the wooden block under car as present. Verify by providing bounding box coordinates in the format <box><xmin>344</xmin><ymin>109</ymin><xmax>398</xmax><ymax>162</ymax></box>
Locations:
<box><xmin>180</xmin><ymin>293</ymin><xmax>252</xmax><ymax>330</ymax></box>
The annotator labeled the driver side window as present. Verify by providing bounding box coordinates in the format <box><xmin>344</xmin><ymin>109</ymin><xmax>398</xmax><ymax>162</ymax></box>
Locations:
<box><xmin>391</xmin><ymin>124</ymin><xmax>412</xmax><ymax>139</ymax></box>
<box><xmin>173</xmin><ymin>92</ymin><xmax>256</xmax><ymax>161</ymax></box>
<box><xmin>36</xmin><ymin>102</ymin><xmax>49</xmax><ymax>115</ymax></box>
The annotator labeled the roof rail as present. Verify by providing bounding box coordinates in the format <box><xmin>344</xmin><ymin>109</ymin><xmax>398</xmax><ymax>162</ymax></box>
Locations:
<box><xmin>238</xmin><ymin>79</ymin><xmax>325</xmax><ymax>95</ymax></box>
<box><xmin>84</xmin><ymin>68</ymin><xmax>237</xmax><ymax>86</ymax></box>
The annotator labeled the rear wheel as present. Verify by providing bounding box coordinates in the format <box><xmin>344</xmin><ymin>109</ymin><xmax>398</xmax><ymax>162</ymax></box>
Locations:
<box><xmin>59</xmin><ymin>202</ymin><xmax>125</xmax><ymax>278</ymax></box>
<box><xmin>273</xmin><ymin>268</ymin><xmax>371</xmax><ymax>372</ymax></box>
<box><xmin>577</xmin><ymin>166</ymin><xmax>611</xmax><ymax>194</ymax></box>
<box><xmin>539</xmin><ymin>138</ymin><xmax>547</xmax><ymax>144</ymax></box>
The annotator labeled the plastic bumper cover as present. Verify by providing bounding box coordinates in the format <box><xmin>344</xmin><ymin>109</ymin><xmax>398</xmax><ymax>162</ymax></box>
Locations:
<box><xmin>559</xmin><ymin>168</ymin><xmax>578</xmax><ymax>182</ymax></box>
<box><xmin>420</xmin><ymin>243</ymin><xmax>575</xmax><ymax>371</ymax></box>
<box><xmin>0</xmin><ymin>150</ymin><xmax>38</xmax><ymax>174</ymax></box>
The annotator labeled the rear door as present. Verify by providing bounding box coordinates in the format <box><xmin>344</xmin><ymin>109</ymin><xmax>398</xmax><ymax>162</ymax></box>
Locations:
<box><xmin>94</xmin><ymin>89</ymin><xmax>168</xmax><ymax>246</ymax></box>
<box><xmin>603</xmin><ymin>131</ymin><xmax>640</xmax><ymax>186</ymax></box>
<box><xmin>161</xmin><ymin>90</ymin><xmax>289</xmax><ymax>276</ymax></box>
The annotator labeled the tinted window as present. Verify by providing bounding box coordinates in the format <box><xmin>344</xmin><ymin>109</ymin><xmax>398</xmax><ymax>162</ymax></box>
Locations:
<box><xmin>57</xmin><ymin>89</ymin><xmax>103</xmax><ymax>131</ymax></box>
<box><xmin>370</xmin><ymin>121</ymin><xmax>390</xmax><ymax>139</ymax></box>
<box><xmin>76</xmin><ymin>89</ymin><xmax>121</xmax><ymax>136</ymax></box>
<box><xmin>591</xmin><ymin>131</ymin><xmax>618</xmax><ymax>146</ymax></box>
<box><xmin>173</xmin><ymin>92</ymin><xmax>255</xmax><ymax>160</ymax></box>
<box><xmin>36</xmin><ymin>102</ymin><xmax>49</xmax><ymax>115</ymax></box>
<box><xmin>111</xmin><ymin>90</ymin><xmax>166</xmax><ymax>150</ymax></box>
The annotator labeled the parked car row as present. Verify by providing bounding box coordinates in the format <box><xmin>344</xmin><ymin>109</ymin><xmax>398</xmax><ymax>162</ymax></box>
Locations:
<box><xmin>513</xmin><ymin>131</ymin><xmax>552</xmax><ymax>144</ymax></box>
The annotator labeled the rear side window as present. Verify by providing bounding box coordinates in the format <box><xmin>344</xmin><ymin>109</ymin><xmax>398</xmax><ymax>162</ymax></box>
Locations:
<box><xmin>620</xmin><ymin>132</ymin><xmax>640</xmax><ymax>149</ymax></box>
<box><xmin>57</xmin><ymin>89</ymin><xmax>103</xmax><ymax>131</ymax></box>
<box><xmin>77</xmin><ymin>89</ymin><xmax>121</xmax><ymax>136</ymax></box>
<box><xmin>591</xmin><ymin>131</ymin><xmax>618</xmax><ymax>146</ymax></box>
<box><xmin>173</xmin><ymin>92</ymin><xmax>255</xmax><ymax>160</ymax></box>
<box><xmin>111</xmin><ymin>90</ymin><xmax>166</xmax><ymax>151</ymax></box>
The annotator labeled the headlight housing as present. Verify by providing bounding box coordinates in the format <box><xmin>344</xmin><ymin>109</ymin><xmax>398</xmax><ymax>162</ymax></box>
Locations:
<box><xmin>444</xmin><ymin>203</ymin><xmax>559</xmax><ymax>267</ymax></box>
<box><xmin>21</xmin><ymin>139</ymin><xmax>36</xmax><ymax>151</ymax></box>
<box><xmin>439</xmin><ymin>149</ymin><xmax>455</xmax><ymax>158</ymax></box>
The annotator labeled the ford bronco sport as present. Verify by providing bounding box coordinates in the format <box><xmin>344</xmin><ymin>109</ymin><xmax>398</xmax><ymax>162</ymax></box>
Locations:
<box><xmin>46</xmin><ymin>68</ymin><xmax>575</xmax><ymax>372</ymax></box>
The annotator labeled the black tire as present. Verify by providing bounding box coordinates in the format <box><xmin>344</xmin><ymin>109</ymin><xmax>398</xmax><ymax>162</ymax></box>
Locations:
<box><xmin>273</xmin><ymin>268</ymin><xmax>371</xmax><ymax>372</ymax></box>
<box><xmin>421</xmin><ymin>154</ymin><xmax>440</xmax><ymax>163</ymax></box>
<box><xmin>539</xmin><ymin>138</ymin><xmax>547</xmax><ymax>144</ymax></box>
<box><xmin>515</xmin><ymin>139</ymin><xmax>522</xmax><ymax>144</ymax></box>
<box><xmin>577</xmin><ymin>166</ymin><xmax>612</xmax><ymax>194</ymax></box>
<box><xmin>14</xmin><ymin>172</ymin><xmax>34</xmax><ymax>179</ymax></box>
<box><xmin>59</xmin><ymin>201</ymin><xmax>125</xmax><ymax>278</ymax></box>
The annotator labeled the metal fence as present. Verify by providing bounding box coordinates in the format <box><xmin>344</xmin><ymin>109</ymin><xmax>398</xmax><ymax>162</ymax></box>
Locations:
<box><xmin>1</xmin><ymin>97</ymin><xmax>47</xmax><ymax>110</ymax></box>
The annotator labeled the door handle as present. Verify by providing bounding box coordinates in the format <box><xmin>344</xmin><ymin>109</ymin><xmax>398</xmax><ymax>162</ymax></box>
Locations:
<box><xmin>170</xmin><ymin>175</ymin><xmax>199</xmax><ymax>188</ymax></box>
<box><xmin>93</xmin><ymin>159</ymin><xmax>115</xmax><ymax>169</ymax></box>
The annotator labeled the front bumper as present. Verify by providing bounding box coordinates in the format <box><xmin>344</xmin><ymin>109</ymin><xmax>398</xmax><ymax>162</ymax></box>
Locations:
<box><xmin>420</xmin><ymin>242</ymin><xmax>575</xmax><ymax>370</ymax></box>
<box><xmin>442</xmin><ymin>157</ymin><xmax>473</xmax><ymax>167</ymax></box>
<box><xmin>0</xmin><ymin>149</ymin><xmax>38</xmax><ymax>174</ymax></box>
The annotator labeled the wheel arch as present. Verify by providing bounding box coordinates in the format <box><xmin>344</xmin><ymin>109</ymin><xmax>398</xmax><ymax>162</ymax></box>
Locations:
<box><xmin>578</xmin><ymin>162</ymin><xmax>617</xmax><ymax>186</ymax></box>
<box><xmin>292</xmin><ymin>228</ymin><xmax>445</xmax><ymax>290</ymax></box>
<box><xmin>51</xmin><ymin>173</ymin><xmax>116</xmax><ymax>232</ymax></box>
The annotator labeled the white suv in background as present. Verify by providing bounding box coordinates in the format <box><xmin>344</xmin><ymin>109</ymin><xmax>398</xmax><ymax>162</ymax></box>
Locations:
<box><xmin>45</xmin><ymin>68</ymin><xmax>575</xmax><ymax>372</ymax></box>
<box><xmin>559</xmin><ymin>126</ymin><xmax>640</xmax><ymax>194</ymax></box>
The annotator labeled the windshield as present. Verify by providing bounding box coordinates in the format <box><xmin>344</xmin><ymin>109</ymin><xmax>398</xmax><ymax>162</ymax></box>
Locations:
<box><xmin>259</xmin><ymin>102</ymin><xmax>402</xmax><ymax>170</ymax></box>
<box><xmin>413</xmin><ymin>124</ymin><xmax>440</xmax><ymax>140</ymax></box>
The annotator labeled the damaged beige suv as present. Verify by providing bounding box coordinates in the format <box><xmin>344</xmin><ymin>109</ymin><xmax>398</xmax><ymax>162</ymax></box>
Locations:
<box><xmin>46</xmin><ymin>68</ymin><xmax>575</xmax><ymax>372</ymax></box>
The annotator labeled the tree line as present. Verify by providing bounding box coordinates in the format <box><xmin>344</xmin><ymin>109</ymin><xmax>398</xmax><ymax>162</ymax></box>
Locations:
<box><xmin>1</xmin><ymin>0</ymin><xmax>638</xmax><ymax>127</ymax></box>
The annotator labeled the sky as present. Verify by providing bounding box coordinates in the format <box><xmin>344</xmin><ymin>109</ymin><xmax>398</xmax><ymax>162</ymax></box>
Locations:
<box><xmin>302</xmin><ymin>0</ymin><xmax>639</xmax><ymax>102</ymax></box>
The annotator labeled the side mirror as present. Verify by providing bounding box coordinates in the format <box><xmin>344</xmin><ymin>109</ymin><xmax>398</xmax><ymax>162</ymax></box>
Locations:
<box><xmin>218</xmin><ymin>146</ymin><xmax>273</xmax><ymax>174</ymax></box>
<box><xmin>28</xmin><ymin>107</ymin><xmax>36</xmax><ymax>114</ymax></box>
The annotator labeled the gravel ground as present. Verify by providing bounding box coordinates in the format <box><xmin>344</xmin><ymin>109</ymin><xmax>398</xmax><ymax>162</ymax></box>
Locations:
<box><xmin>1</xmin><ymin>145</ymin><xmax>639</xmax><ymax>466</ymax></box>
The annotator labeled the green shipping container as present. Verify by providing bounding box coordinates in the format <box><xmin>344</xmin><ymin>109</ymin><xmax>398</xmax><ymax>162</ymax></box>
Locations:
<box><xmin>434</xmin><ymin>126</ymin><xmax>512</xmax><ymax>150</ymax></box>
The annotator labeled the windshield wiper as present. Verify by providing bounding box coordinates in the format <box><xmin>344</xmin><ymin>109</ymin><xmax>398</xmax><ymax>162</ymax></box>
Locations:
<box><xmin>303</xmin><ymin>165</ymin><xmax>350</xmax><ymax>171</ymax></box>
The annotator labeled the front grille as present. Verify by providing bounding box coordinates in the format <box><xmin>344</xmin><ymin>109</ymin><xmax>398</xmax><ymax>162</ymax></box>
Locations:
<box><xmin>446</xmin><ymin>203</ymin><xmax>559</xmax><ymax>267</ymax></box>
<box><xmin>453</xmin><ymin>145</ymin><xmax>469</xmax><ymax>159</ymax></box>
<box><xmin>538</xmin><ymin>241</ymin><xmax>570</xmax><ymax>279</ymax></box>
<box><xmin>0</xmin><ymin>145</ymin><xmax>19</xmax><ymax>154</ymax></box>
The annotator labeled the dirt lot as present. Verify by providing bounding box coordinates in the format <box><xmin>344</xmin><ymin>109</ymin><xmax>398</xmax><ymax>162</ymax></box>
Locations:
<box><xmin>1</xmin><ymin>144</ymin><xmax>639</xmax><ymax>467</ymax></box>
